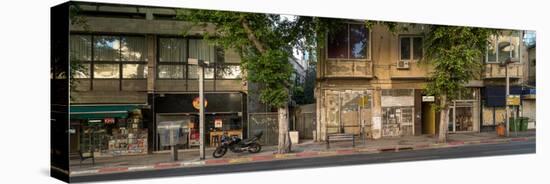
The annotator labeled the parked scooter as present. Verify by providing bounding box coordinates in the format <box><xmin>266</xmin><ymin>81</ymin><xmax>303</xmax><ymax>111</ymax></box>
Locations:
<box><xmin>212</xmin><ymin>131</ymin><xmax>263</xmax><ymax>158</ymax></box>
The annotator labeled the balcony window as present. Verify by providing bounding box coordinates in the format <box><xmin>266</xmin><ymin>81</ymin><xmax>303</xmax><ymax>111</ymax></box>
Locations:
<box><xmin>486</xmin><ymin>31</ymin><xmax>521</xmax><ymax>63</ymax></box>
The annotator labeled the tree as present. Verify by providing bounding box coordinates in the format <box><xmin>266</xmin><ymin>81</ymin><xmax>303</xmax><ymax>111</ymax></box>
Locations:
<box><xmin>422</xmin><ymin>26</ymin><xmax>499</xmax><ymax>142</ymax></box>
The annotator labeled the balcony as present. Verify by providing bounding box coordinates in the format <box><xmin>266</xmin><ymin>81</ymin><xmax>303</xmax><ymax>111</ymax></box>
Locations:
<box><xmin>323</xmin><ymin>60</ymin><xmax>373</xmax><ymax>78</ymax></box>
<box><xmin>483</xmin><ymin>63</ymin><xmax>523</xmax><ymax>79</ymax></box>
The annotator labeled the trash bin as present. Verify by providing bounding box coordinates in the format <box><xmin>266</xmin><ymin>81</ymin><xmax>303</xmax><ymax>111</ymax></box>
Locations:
<box><xmin>496</xmin><ymin>124</ymin><xmax>506</xmax><ymax>137</ymax></box>
<box><xmin>508</xmin><ymin>118</ymin><xmax>520</xmax><ymax>131</ymax></box>
<box><xmin>519</xmin><ymin>117</ymin><xmax>529</xmax><ymax>131</ymax></box>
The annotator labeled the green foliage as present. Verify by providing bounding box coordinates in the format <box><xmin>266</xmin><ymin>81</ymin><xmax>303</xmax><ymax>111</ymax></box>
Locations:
<box><xmin>176</xmin><ymin>9</ymin><xmax>336</xmax><ymax>108</ymax></box>
<box><xmin>422</xmin><ymin>26</ymin><xmax>499</xmax><ymax>107</ymax></box>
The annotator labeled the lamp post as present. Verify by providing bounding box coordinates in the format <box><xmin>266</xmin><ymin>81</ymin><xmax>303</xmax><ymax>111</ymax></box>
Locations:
<box><xmin>501</xmin><ymin>57</ymin><xmax>518</xmax><ymax>137</ymax></box>
<box><xmin>188</xmin><ymin>58</ymin><xmax>210</xmax><ymax>160</ymax></box>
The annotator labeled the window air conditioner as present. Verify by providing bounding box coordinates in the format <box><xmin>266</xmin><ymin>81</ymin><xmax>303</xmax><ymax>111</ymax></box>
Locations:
<box><xmin>397</xmin><ymin>60</ymin><xmax>410</xmax><ymax>69</ymax></box>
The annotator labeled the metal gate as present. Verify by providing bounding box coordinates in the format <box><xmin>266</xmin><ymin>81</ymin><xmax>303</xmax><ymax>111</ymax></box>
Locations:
<box><xmin>295</xmin><ymin>112</ymin><xmax>315</xmax><ymax>139</ymax></box>
<box><xmin>248</xmin><ymin>112</ymin><xmax>279</xmax><ymax>146</ymax></box>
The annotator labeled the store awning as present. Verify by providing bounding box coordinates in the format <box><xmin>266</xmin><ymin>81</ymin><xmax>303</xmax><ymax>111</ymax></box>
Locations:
<box><xmin>69</xmin><ymin>105</ymin><xmax>140</xmax><ymax>119</ymax></box>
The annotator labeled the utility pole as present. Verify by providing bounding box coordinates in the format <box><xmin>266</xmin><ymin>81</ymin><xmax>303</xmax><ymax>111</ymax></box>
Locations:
<box><xmin>189</xmin><ymin>58</ymin><xmax>209</xmax><ymax>160</ymax></box>
<box><xmin>505</xmin><ymin>62</ymin><xmax>510</xmax><ymax>137</ymax></box>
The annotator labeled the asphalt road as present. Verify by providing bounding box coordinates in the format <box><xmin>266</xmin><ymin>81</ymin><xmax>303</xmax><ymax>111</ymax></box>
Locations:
<box><xmin>71</xmin><ymin>140</ymin><xmax>535</xmax><ymax>183</ymax></box>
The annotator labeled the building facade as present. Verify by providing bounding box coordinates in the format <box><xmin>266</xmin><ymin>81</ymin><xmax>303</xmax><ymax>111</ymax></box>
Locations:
<box><xmin>315</xmin><ymin>22</ymin><xmax>532</xmax><ymax>141</ymax></box>
<box><xmin>67</xmin><ymin>2</ymin><xmax>287</xmax><ymax>156</ymax></box>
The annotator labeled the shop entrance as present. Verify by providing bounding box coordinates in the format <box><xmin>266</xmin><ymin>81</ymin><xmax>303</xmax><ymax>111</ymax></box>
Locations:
<box><xmin>421</xmin><ymin>102</ymin><xmax>436</xmax><ymax>135</ymax></box>
<box><xmin>448</xmin><ymin>100</ymin><xmax>475</xmax><ymax>132</ymax></box>
<box><xmin>324</xmin><ymin>90</ymin><xmax>372</xmax><ymax>136</ymax></box>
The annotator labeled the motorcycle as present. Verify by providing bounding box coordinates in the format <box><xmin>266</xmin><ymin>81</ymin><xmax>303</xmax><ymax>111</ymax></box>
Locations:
<box><xmin>212</xmin><ymin>131</ymin><xmax>263</xmax><ymax>158</ymax></box>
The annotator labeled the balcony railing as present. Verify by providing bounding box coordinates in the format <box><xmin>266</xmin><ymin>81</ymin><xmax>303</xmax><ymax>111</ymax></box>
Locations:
<box><xmin>483</xmin><ymin>63</ymin><xmax>523</xmax><ymax>79</ymax></box>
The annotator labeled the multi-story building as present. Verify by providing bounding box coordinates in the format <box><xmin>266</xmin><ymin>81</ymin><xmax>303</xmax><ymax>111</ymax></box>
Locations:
<box><xmin>314</xmin><ymin>22</ymin><xmax>533</xmax><ymax>141</ymax></box>
<box><xmin>66</xmin><ymin>2</ymin><xmax>307</xmax><ymax>156</ymax></box>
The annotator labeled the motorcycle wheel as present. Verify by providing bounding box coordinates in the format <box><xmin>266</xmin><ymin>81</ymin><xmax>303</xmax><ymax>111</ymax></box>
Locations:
<box><xmin>248</xmin><ymin>143</ymin><xmax>262</xmax><ymax>153</ymax></box>
<box><xmin>212</xmin><ymin>147</ymin><xmax>227</xmax><ymax>158</ymax></box>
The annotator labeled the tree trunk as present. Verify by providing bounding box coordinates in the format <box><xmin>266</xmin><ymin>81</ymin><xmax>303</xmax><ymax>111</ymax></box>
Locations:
<box><xmin>277</xmin><ymin>104</ymin><xmax>291</xmax><ymax>154</ymax></box>
<box><xmin>438</xmin><ymin>95</ymin><xmax>449</xmax><ymax>143</ymax></box>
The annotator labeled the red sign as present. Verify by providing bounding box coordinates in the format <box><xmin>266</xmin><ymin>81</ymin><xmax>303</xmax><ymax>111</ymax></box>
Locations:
<box><xmin>192</xmin><ymin>97</ymin><xmax>208</xmax><ymax>110</ymax></box>
<box><xmin>104</xmin><ymin>118</ymin><xmax>115</xmax><ymax>124</ymax></box>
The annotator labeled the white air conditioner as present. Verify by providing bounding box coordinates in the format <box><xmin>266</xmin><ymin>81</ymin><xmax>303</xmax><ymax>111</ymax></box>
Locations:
<box><xmin>397</xmin><ymin>60</ymin><xmax>410</xmax><ymax>69</ymax></box>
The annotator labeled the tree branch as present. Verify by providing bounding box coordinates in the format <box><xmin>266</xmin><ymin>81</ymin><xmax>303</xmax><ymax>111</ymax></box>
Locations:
<box><xmin>240</xmin><ymin>17</ymin><xmax>266</xmax><ymax>54</ymax></box>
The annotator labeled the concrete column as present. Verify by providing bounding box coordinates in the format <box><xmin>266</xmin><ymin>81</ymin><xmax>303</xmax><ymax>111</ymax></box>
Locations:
<box><xmin>146</xmin><ymin>35</ymin><xmax>156</xmax><ymax>93</ymax></box>
<box><xmin>371</xmin><ymin>88</ymin><xmax>382</xmax><ymax>139</ymax></box>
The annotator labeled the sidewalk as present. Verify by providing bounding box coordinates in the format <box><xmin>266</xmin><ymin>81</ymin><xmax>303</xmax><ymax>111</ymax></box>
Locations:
<box><xmin>70</xmin><ymin>130</ymin><xmax>535</xmax><ymax>176</ymax></box>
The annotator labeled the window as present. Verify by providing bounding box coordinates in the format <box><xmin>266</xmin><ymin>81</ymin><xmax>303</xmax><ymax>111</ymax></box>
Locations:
<box><xmin>216</xmin><ymin>65</ymin><xmax>241</xmax><ymax>79</ymax></box>
<box><xmin>188</xmin><ymin>65</ymin><xmax>214</xmax><ymax>79</ymax></box>
<box><xmin>486</xmin><ymin>31</ymin><xmax>521</xmax><ymax>63</ymax></box>
<box><xmin>327</xmin><ymin>23</ymin><xmax>370</xmax><ymax>59</ymax></box>
<box><xmin>121</xmin><ymin>36</ymin><xmax>148</xmax><ymax>61</ymax></box>
<box><xmin>70</xmin><ymin>35</ymin><xmax>92</xmax><ymax>78</ymax></box>
<box><xmin>159</xmin><ymin>38</ymin><xmax>186</xmax><ymax>62</ymax></box>
<box><xmin>189</xmin><ymin>39</ymin><xmax>216</xmax><ymax>62</ymax></box>
<box><xmin>158</xmin><ymin>38</ymin><xmax>186</xmax><ymax>79</ymax></box>
<box><xmin>94</xmin><ymin>36</ymin><xmax>121</xmax><ymax>61</ymax></box>
<box><xmin>122</xmin><ymin>64</ymin><xmax>148</xmax><ymax>78</ymax></box>
<box><xmin>93</xmin><ymin>64</ymin><xmax>119</xmax><ymax>78</ymax></box>
<box><xmin>158</xmin><ymin>65</ymin><xmax>185</xmax><ymax>79</ymax></box>
<box><xmin>70</xmin><ymin>34</ymin><xmax>148</xmax><ymax>81</ymax></box>
<box><xmin>399</xmin><ymin>36</ymin><xmax>423</xmax><ymax>61</ymax></box>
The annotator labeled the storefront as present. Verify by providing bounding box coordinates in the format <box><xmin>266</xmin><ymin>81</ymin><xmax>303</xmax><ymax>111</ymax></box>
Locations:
<box><xmin>381</xmin><ymin>89</ymin><xmax>415</xmax><ymax>137</ymax></box>
<box><xmin>148</xmin><ymin>92</ymin><xmax>246</xmax><ymax>151</ymax></box>
<box><xmin>481</xmin><ymin>86</ymin><xmax>522</xmax><ymax>131</ymax></box>
<box><xmin>69</xmin><ymin>104</ymin><xmax>148</xmax><ymax>157</ymax></box>
<box><xmin>448</xmin><ymin>88</ymin><xmax>481</xmax><ymax>133</ymax></box>
<box><xmin>322</xmin><ymin>90</ymin><xmax>372</xmax><ymax>136</ymax></box>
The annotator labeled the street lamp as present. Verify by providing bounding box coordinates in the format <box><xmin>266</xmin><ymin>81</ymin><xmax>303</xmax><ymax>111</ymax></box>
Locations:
<box><xmin>188</xmin><ymin>58</ymin><xmax>210</xmax><ymax>160</ymax></box>
<box><xmin>500</xmin><ymin>57</ymin><xmax>518</xmax><ymax>137</ymax></box>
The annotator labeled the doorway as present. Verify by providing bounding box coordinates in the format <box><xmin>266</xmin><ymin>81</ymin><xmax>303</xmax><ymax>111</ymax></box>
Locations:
<box><xmin>421</xmin><ymin>102</ymin><xmax>436</xmax><ymax>135</ymax></box>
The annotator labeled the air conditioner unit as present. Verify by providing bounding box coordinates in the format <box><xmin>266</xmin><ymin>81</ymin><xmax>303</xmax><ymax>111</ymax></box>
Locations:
<box><xmin>397</xmin><ymin>60</ymin><xmax>410</xmax><ymax>69</ymax></box>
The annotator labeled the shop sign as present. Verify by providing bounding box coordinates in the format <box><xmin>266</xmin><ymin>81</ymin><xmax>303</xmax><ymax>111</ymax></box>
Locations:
<box><xmin>214</xmin><ymin>118</ymin><xmax>223</xmax><ymax>128</ymax></box>
<box><xmin>422</xmin><ymin>96</ymin><xmax>435</xmax><ymax>102</ymax></box>
<box><xmin>506</xmin><ymin>95</ymin><xmax>521</xmax><ymax>106</ymax></box>
<box><xmin>104</xmin><ymin>118</ymin><xmax>115</xmax><ymax>124</ymax></box>
<box><xmin>192</xmin><ymin>97</ymin><xmax>208</xmax><ymax>110</ymax></box>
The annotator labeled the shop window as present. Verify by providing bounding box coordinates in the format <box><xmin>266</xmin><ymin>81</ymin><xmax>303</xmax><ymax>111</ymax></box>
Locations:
<box><xmin>327</xmin><ymin>23</ymin><xmax>370</xmax><ymax>59</ymax></box>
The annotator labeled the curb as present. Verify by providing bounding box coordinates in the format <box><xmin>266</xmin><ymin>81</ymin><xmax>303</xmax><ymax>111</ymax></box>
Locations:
<box><xmin>70</xmin><ymin>136</ymin><xmax>534</xmax><ymax>176</ymax></box>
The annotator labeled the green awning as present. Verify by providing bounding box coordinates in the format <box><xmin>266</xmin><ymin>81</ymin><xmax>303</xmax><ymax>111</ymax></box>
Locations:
<box><xmin>69</xmin><ymin>105</ymin><xmax>139</xmax><ymax>119</ymax></box>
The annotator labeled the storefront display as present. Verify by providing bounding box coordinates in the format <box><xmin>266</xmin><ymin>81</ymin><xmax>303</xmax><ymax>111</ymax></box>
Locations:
<box><xmin>70</xmin><ymin>106</ymin><xmax>148</xmax><ymax>157</ymax></box>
